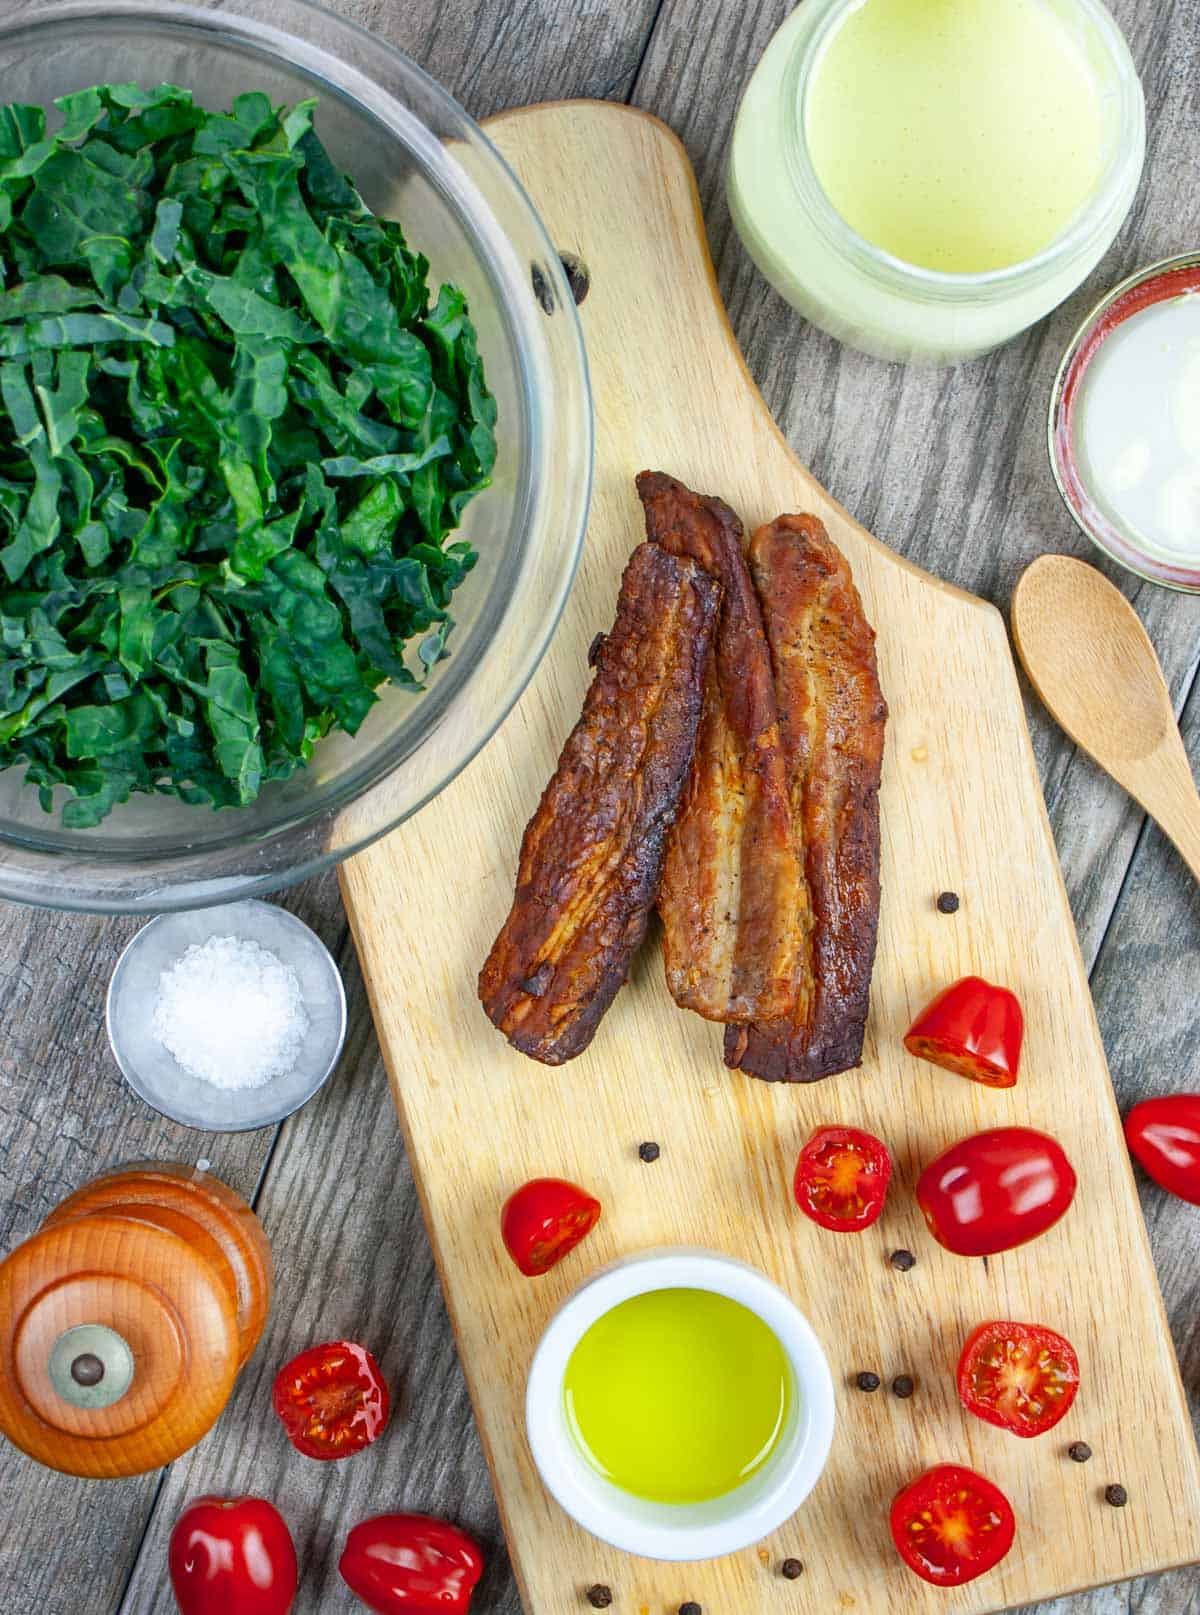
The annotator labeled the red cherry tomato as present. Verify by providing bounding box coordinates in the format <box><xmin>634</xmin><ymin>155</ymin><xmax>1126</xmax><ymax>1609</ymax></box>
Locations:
<box><xmin>957</xmin><ymin>1320</ymin><xmax>1080</xmax><ymax>1438</ymax></box>
<box><xmin>904</xmin><ymin>976</ymin><xmax>1024</xmax><ymax>1088</ymax></box>
<box><xmin>168</xmin><ymin>1496</ymin><xmax>297</xmax><ymax>1615</ymax></box>
<box><xmin>339</xmin><ymin>1513</ymin><xmax>483</xmax><ymax>1615</ymax></box>
<box><xmin>890</xmin><ymin>1464</ymin><xmax>1015</xmax><ymax>1587</ymax></box>
<box><xmin>917</xmin><ymin>1126</ymin><xmax>1076</xmax><ymax>1256</ymax></box>
<box><xmin>793</xmin><ymin>1126</ymin><xmax>892</xmax><ymax>1232</ymax></box>
<box><xmin>1125</xmin><ymin>1095</ymin><xmax>1200</xmax><ymax>1205</ymax></box>
<box><xmin>501</xmin><ymin>1177</ymin><xmax>601</xmax><ymax>1276</ymax></box>
<box><xmin>272</xmin><ymin>1341</ymin><xmax>390</xmax><ymax>1461</ymax></box>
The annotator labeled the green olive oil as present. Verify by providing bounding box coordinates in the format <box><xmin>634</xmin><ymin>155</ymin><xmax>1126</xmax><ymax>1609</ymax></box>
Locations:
<box><xmin>562</xmin><ymin>1288</ymin><xmax>792</xmax><ymax>1504</ymax></box>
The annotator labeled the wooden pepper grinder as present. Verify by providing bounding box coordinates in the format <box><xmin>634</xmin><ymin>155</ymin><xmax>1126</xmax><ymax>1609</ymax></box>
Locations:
<box><xmin>0</xmin><ymin>1161</ymin><xmax>271</xmax><ymax>1478</ymax></box>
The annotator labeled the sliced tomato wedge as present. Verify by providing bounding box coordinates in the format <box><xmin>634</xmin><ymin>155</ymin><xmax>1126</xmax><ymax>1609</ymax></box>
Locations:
<box><xmin>272</xmin><ymin>1341</ymin><xmax>390</xmax><ymax>1461</ymax></box>
<box><xmin>904</xmin><ymin>976</ymin><xmax>1024</xmax><ymax>1088</ymax></box>
<box><xmin>957</xmin><ymin>1320</ymin><xmax>1079</xmax><ymax>1438</ymax></box>
<box><xmin>793</xmin><ymin>1126</ymin><xmax>891</xmax><ymax>1232</ymax></box>
<box><xmin>890</xmin><ymin>1464</ymin><xmax>1015</xmax><ymax>1587</ymax></box>
<box><xmin>501</xmin><ymin>1178</ymin><xmax>601</xmax><ymax>1276</ymax></box>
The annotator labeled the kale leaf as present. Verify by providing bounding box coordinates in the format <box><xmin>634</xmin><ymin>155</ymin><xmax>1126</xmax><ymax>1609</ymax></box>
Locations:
<box><xmin>0</xmin><ymin>83</ymin><xmax>496</xmax><ymax>826</ymax></box>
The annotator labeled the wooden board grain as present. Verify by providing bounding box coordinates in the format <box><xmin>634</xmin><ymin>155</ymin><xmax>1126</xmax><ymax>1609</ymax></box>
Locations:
<box><xmin>339</xmin><ymin>99</ymin><xmax>1200</xmax><ymax>1614</ymax></box>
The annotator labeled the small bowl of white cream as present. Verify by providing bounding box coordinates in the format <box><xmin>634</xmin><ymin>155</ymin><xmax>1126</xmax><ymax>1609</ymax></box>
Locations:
<box><xmin>107</xmin><ymin>899</ymin><xmax>347</xmax><ymax>1131</ymax></box>
<box><xmin>1050</xmin><ymin>253</ymin><xmax>1200</xmax><ymax>590</ymax></box>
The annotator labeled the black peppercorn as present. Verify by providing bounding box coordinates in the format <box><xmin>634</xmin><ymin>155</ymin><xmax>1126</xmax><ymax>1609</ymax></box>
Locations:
<box><xmin>1068</xmin><ymin>1441</ymin><xmax>1092</xmax><ymax>1463</ymax></box>
<box><xmin>936</xmin><ymin>890</ymin><xmax>960</xmax><ymax>914</ymax></box>
<box><xmin>679</xmin><ymin>1604</ymin><xmax>703</xmax><ymax>1615</ymax></box>
<box><xmin>587</xmin><ymin>631</ymin><xmax>606</xmax><ymax>667</ymax></box>
<box><xmin>638</xmin><ymin>1140</ymin><xmax>661</xmax><ymax>1163</ymax></box>
<box><xmin>889</xmin><ymin>1248</ymin><xmax>916</xmax><ymax>1271</ymax></box>
<box><xmin>585</xmin><ymin>1587</ymin><xmax>613</xmax><ymax>1610</ymax></box>
<box><xmin>780</xmin><ymin>1558</ymin><xmax>804</xmax><ymax>1580</ymax></box>
<box><xmin>855</xmin><ymin>1371</ymin><xmax>881</xmax><ymax>1392</ymax></box>
<box><xmin>891</xmin><ymin>1374</ymin><xmax>915</xmax><ymax>1399</ymax></box>
<box><xmin>1105</xmin><ymin>1483</ymin><xmax>1128</xmax><ymax>1507</ymax></box>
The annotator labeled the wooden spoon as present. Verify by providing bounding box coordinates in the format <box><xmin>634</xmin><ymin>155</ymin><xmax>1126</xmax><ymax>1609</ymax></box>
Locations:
<box><xmin>1012</xmin><ymin>554</ymin><xmax>1200</xmax><ymax>883</ymax></box>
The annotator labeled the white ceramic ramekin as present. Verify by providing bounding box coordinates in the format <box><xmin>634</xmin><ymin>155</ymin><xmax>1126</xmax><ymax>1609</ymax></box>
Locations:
<box><xmin>525</xmin><ymin>1249</ymin><xmax>836</xmax><ymax>1561</ymax></box>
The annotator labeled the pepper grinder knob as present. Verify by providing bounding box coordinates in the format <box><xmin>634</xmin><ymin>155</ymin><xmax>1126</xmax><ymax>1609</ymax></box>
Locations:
<box><xmin>48</xmin><ymin>1324</ymin><xmax>135</xmax><ymax>1409</ymax></box>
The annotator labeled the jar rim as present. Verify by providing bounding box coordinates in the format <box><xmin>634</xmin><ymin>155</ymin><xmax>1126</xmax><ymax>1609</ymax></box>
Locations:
<box><xmin>783</xmin><ymin>0</ymin><xmax>1145</xmax><ymax>300</ymax></box>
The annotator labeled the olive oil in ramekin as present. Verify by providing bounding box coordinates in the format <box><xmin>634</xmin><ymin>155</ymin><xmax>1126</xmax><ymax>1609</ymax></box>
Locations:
<box><xmin>562</xmin><ymin>1287</ymin><xmax>792</xmax><ymax>1504</ymax></box>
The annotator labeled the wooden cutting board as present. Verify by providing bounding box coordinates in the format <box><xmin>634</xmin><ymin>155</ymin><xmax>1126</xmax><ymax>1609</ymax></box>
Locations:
<box><xmin>340</xmin><ymin>102</ymin><xmax>1200</xmax><ymax>1613</ymax></box>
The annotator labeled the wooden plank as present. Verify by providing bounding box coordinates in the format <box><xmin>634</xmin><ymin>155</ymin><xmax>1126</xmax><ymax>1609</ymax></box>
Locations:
<box><xmin>1056</xmin><ymin>677</ymin><xmax>1200</xmax><ymax>1615</ymax></box>
<box><xmin>631</xmin><ymin>0</ymin><xmax>1200</xmax><ymax>970</ymax></box>
<box><xmin>337</xmin><ymin>101</ymin><xmax>1200</xmax><ymax>1614</ymax></box>
<box><xmin>335</xmin><ymin>0</ymin><xmax>662</xmax><ymax>118</ymax></box>
<box><xmin>0</xmin><ymin>877</ymin><xmax>340</xmax><ymax>1615</ymax></box>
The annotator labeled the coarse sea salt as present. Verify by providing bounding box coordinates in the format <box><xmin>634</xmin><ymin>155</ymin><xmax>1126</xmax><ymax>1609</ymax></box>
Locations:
<box><xmin>152</xmin><ymin>934</ymin><xmax>309</xmax><ymax>1090</ymax></box>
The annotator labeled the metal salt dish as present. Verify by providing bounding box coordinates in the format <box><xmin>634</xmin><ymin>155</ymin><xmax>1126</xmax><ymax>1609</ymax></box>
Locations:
<box><xmin>106</xmin><ymin>900</ymin><xmax>347</xmax><ymax>1132</ymax></box>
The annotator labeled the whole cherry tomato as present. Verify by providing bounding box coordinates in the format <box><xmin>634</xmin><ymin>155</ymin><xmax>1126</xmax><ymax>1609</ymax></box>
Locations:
<box><xmin>272</xmin><ymin>1341</ymin><xmax>390</xmax><ymax>1461</ymax></box>
<box><xmin>339</xmin><ymin>1513</ymin><xmax>483</xmax><ymax>1614</ymax></box>
<box><xmin>890</xmin><ymin>1464</ymin><xmax>1015</xmax><ymax>1587</ymax></box>
<box><xmin>793</xmin><ymin>1126</ymin><xmax>892</xmax><ymax>1232</ymax></box>
<box><xmin>904</xmin><ymin>976</ymin><xmax>1024</xmax><ymax>1088</ymax></box>
<box><xmin>1125</xmin><ymin>1095</ymin><xmax>1200</xmax><ymax>1205</ymax></box>
<box><xmin>917</xmin><ymin>1127</ymin><xmax>1076</xmax><ymax>1256</ymax></box>
<box><xmin>957</xmin><ymin>1320</ymin><xmax>1079</xmax><ymax>1438</ymax></box>
<box><xmin>501</xmin><ymin>1177</ymin><xmax>601</xmax><ymax>1276</ymax></box>
<box><xmin>169</xmin><ymin>1496</ymin><xmax>298</xmax><ymax>1615</ymax></box>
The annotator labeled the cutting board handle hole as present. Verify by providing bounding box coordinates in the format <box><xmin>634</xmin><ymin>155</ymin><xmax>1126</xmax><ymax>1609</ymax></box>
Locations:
<box><xmin>531</xmin><ymin>253</ymin><xmax>591</xmax><ymax>313</ymax></box>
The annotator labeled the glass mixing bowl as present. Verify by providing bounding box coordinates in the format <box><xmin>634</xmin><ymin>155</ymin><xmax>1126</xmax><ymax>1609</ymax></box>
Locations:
<box><xmin>0</xmin><ymin>0</ymin><xmax>593</xmax><ymax>912</ymax></box>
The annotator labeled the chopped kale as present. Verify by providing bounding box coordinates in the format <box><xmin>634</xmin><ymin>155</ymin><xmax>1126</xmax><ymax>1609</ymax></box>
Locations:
<box><xmin>0</xmin><ymin>83</ymin><xmax>496</xmax><ymax>825</ymax></box>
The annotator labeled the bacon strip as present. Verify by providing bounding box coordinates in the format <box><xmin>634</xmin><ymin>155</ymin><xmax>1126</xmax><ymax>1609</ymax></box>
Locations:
<box><xmin>479</xmin><ymin>541</ymin><xmax>720</xmax><ymax>1066</ymax></box>
<box><xmin>637</xmin><ymin>471</ymin><xmax>810</xmax><ymax>1024</ymax></box>
<box><xmin>725</xmin><ymin>514</ymin><xmax>887</xmax><ymax>1082</ymax></box>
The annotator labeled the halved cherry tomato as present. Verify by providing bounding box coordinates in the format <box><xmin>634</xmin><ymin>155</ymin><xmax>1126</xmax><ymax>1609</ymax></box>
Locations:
<box><xmin>793</xmin><ymin>1126</ymin><xmax>891</xmax><ymax>1232</ymax></box>
<box><xmin>904</xmin><ymin>976</ymin><xmax>1024</xmax><ymax>1088</ymax></box>
<box><xmin>890</xmin><ymin>1464</ymin><xmax>1015</xmax><ymax>1587</ymax></box>
<box><xmin>168</xmin><ymin>1495</ymin><xmax>298</xmax><ymax>1615</ymax></box>
<box><xmin>957</xmin><ymin>1320</ymin><xmax>1079</xmax><ymax>1438</ymax></box>
<box><xmin>1125</xmin><ymin>1095</ymin><xmax>1200</xmax><ymax>1205</ymax></box>
<box><xmin>272</xmin><ymin>1341</ymin><xmax>390</xmax><ymax>1461</ymax></box>
<box><xmin>917</xmin><ymin>1126</ymin><xmax>1076</xmax><ymax>1256</ymax></box>
<box><xmin>501</xmin><ymin>1178</ymin><xmax>601</xmax><ymax>1276</ymax></box>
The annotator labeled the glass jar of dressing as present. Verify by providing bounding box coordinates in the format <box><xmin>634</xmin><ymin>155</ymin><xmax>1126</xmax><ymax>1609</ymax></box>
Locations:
<box><xmin>728</xmin><ymin>0</ymin><xmax>1145</xmax><ymax>365</ymax></box>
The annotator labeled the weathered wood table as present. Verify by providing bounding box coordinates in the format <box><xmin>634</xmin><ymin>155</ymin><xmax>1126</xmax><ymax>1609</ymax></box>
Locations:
<box><xmin>0</xmin><ymin>2</ymin><xmax>1196</xmax><ymax>1611</ymax></box>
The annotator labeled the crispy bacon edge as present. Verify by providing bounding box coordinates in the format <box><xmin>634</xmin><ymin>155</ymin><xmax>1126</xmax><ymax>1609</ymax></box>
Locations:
<box><xmin>637</xmin><ymin>470</ymin><xmax>809</xmax><ymax>1024</ymax></box>
<box><xmin>724</xmin><ymin>513</ymin><xmax>887</xmax><ymax>1082</ymax></box>
<box><xmin>478</xmin><ymin>540</ymin><xmax>721</xmax><ymax>1065</ymax></box>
